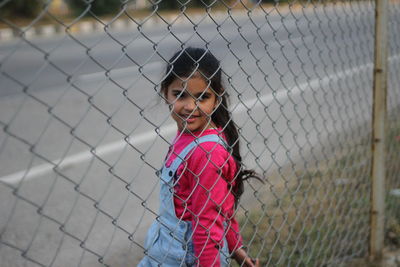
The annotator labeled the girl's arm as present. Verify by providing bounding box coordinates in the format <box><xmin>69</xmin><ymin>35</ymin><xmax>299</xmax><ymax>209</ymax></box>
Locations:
<box><xmin>226</xmin><ymin>208</ymin><xmax>260</xmax><ymax>266</ymax></box>
<box><xmin>225</xmin><ymin>215</ymin><xmax>243</xmax><ymax>253</ymax></box>
<box><xmin>232</xmin><ymin>248</ymin><xmax>260</xmax><ymax>267</ymax></box>
<box><xmin>186</xmin><ymin>143</ymin><xmax>238</xmax><ymax>266</ymax></box>
<box><xmin>187</xmin><ymin>142</ymin><xmax>260</xmax><ymax>266</ymax></box>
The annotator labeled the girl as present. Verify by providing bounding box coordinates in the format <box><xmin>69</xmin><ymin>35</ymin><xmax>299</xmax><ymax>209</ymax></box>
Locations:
<box><xmin>139</xmin><ymin>47</ymin><xmax>260</xmax><ymax>267</ymax></box>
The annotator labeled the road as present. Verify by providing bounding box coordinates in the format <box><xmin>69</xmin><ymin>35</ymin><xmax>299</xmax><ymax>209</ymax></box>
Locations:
<box><xmin>0</xmin><ymin>2</ymin><xmax>399</xmax><ymax>266</ymax></box>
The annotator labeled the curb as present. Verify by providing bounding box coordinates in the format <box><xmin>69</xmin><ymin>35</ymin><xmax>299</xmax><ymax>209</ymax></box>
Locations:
<box><xmin>0</xmin><ymin>9</ymin><xmax>264</xmax><ymax>42</ymax></box>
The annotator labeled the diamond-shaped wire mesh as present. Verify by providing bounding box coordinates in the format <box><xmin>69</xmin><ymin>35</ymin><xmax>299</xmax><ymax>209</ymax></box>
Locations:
<box><xmin>386</xmin><ymin>0</ymin><xmax>400</xmax><ymax>252</ymax></box>
<box><xmin>0</xmin><ymin>0</ymin><xmax>399</xmax><ymax>266</ymax></box>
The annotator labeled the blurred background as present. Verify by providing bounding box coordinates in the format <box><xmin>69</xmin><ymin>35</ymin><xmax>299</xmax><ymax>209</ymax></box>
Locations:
<box><xmin>0</xmin><ymin>0</ymin><xmax>399</xmax><ymax>266</ymax></box>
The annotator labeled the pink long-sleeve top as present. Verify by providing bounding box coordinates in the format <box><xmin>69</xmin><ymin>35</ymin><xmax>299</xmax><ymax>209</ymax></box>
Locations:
<box><xmin>165</xmin><ymin>128</ymin><xmax>243</xmax><ymax>266</ymax></box>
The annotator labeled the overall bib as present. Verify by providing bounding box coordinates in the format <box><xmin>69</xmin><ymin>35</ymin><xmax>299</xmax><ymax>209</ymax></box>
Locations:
<box><xmin>138</xmin><ymin>134</ymin><xmax>230</xmax><ymax>267</ymax></box>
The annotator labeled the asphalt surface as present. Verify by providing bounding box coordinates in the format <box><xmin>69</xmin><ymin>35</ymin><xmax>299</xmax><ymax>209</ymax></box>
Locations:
<box><xmin>0</xmin><ymin>2</ymin><xmax>399</xmax><ymax>266</ymax></box>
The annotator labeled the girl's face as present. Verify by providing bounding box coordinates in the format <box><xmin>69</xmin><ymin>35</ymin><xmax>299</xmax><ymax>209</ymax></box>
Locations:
<box><xmin>165</xmin><ymin>75</ymin><xmax>218</xmax><ymax>133</ymax></box>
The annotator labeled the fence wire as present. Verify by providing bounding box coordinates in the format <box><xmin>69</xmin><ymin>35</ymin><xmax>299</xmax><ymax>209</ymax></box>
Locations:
<box><xmin>387</xmin><ymin>0</ymin><xmax>400</xmax><ymax>251</ymax></box>
<box><xmin>0</xmin><ymin>0</ymin><xmax>399</xmax><ymax>266</ymax></box>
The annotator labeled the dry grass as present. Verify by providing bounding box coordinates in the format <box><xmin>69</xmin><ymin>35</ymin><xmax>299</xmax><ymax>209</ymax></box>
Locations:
<box><xmin>238</xmin><ymin>114</ymin><xmax>400</xmax><ymax>266</ymax></box>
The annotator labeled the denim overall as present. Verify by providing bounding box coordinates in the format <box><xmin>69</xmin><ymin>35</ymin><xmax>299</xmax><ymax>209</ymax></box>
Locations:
<box><xmin>138</xmin><ymin>134</ymin><xmax>230</xmax><ymax>267</ymax></box>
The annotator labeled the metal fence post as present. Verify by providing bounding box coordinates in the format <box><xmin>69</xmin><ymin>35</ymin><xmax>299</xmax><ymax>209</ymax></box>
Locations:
<box><xmin>370</xmin><ymin>0</ymin><xmax>389</xmax><ymax>260</ymax></box>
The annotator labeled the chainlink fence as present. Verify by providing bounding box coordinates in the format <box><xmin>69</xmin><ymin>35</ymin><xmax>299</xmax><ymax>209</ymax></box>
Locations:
<box><xmin>386</xmin><ymin>0</ymin><xmax>400</xmax><ymax>256</ymax></box>
<box><xmin>0</xmin><ymin>0</ymin><xmax>399</xmax><ymax>266</ymax></box>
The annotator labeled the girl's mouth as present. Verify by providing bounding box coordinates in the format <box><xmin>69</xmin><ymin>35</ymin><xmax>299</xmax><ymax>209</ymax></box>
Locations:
<box><xmin>186</xmin><ymin>117</ymin><xmax>196</xmax><ymax>123</ymax></box>
<box><xmin>181</xmin><ymin>115</ymin><xmax>199</xmax><ymax>123</ymax></box>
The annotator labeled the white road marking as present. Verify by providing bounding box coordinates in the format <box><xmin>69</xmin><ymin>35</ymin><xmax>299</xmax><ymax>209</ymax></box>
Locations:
<box><xmin>237</xmin><ymin>63</ymin><xmax>373</xmax><ymax>113</ymax></box>
<box><xmin>2</xmin><ymin>54</ymin><xmax>399</xmax><ymax>185</ymax></box>
<box><xmin>77</xmin><ymin>61</ymin><xmax>165</xmax><ymax>83</ymax></box>
<box><xmin>77</xmin><ymin>34</ymin><xmax>313</xmax><ymax>83</ymax></box>
<box><xmin>0</xmin><ymin>124</ymin><xmax>177</xmax><ymax>185</ymax></box>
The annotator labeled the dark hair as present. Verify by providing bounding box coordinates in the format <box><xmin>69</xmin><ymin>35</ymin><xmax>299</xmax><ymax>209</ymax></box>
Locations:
<box><xmin>161</xmin><ymin>47</ymin><xmax>260</xmax><ymax>207</ymax></box>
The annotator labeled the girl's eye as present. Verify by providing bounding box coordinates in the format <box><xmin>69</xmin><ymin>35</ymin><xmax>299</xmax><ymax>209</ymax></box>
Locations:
<box><xmin>173</xmin><ymin>91</ymin><xmax>185</xmax><ymax>98</ymax></box>
<box><xmin>197</xmin><ymin>94</ymin><xmax>210</xmax><ymax>101</ymax></box>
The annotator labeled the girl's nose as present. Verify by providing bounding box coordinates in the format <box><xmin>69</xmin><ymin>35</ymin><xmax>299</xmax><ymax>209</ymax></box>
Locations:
<box><xmin>184</xmin><ymin>99</ymin><xmax>196</xmax><ymax>111</ymax></box>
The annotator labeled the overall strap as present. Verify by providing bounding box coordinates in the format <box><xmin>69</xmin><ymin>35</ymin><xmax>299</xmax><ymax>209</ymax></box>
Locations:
<box><xmin>168</xmin><ymin>134</ymin><xmax>228</xmax><ymax>174</ymax></box>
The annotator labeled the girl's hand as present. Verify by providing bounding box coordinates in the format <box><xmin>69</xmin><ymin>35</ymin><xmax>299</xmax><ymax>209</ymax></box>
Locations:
<box><xmin>232</xmin><ymin>248</ymin><xmax>260</xmax><ymax>267</ymax></box>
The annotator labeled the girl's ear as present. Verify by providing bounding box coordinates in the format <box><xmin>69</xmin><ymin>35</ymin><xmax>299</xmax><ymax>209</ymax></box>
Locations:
<box><xmin>165</xmin><ymin>98</ymin><xmax>172</xmax><ymax>111</ymax></box>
